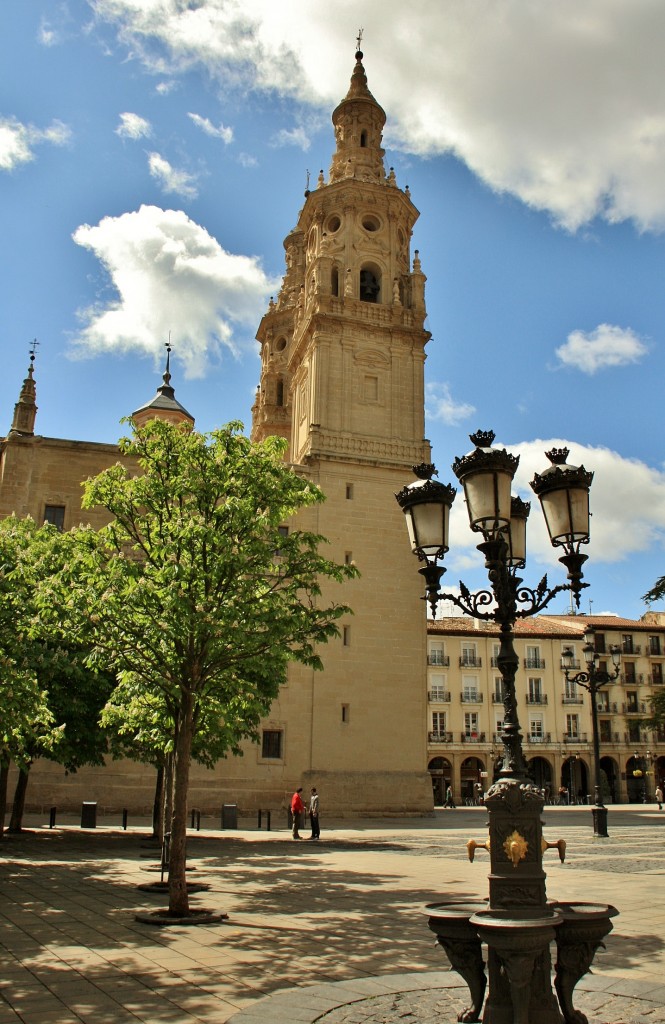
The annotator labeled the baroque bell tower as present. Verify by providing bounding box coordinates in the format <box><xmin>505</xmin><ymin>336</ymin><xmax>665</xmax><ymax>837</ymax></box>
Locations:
<box><xmin>251</xmin><ymin>45</ymin><xmax>433</xmax><ymax>814</ymax></box>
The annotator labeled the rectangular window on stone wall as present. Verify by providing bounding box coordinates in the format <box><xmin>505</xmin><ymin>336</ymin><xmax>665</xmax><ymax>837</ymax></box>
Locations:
<box><xmin>44</xmin><ymin>505</ymin><xmax>65</xmax><ymax>531</ymax></box>
<box><xmin>261</xmin><ymin>730</ymin><xmax>283</xmax><ymax>759</ymax></box>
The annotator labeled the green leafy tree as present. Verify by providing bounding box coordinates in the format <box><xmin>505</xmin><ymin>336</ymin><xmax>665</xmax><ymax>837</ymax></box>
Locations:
<box><xmin>46</xmin><ymin>419</ymin><xmax>357</xmax><ymax>916</ymax></box>
<box><xmin>640</xmin><ymin>689</ymin><xmax>665</xmax><ymax>731</ymax></box>
<box><xmin>0</xmin><ymin>517</ymin><xmax>63</xmax><ymax>834</ymax></box>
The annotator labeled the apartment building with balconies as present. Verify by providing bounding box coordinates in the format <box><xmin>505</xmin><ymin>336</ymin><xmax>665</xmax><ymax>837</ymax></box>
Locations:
<box><xmin>426</xmin><ymin>612</ymin><xmax>665</xmax><ymax>806</ymax></box>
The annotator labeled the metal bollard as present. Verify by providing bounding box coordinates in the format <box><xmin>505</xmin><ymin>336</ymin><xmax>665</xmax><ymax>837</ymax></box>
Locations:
<box><xmin>49</xmin><ymin>807</ymin><xmax>56</xmax><ymax>829</ymax></box>
<box><xmin>190</xmin><ymin>809</ymin><xmax>201</xmax><ymax>830</ymax></box>
<box><xmin>122</xmin><ymin>808</ymin><xmax>128</xmax><ymax>830</ymax></box>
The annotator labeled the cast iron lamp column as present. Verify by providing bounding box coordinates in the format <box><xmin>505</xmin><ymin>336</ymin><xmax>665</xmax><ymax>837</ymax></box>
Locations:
<box><xmin>561</xmin><ymin>633</ymin><xmax>621</xmax><ymax>837</ymax></box>
<box><xmin>397</xmin><ymin>431</ymin><xmax>596</xmax><ymax>1024</ymax></box>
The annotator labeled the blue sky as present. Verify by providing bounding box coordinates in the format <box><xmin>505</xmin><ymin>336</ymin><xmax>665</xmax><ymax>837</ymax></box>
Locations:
<box><xmin>2</xmin><ymin>0</ymin><xmax>665</xmax><ymax>620</ymax></box>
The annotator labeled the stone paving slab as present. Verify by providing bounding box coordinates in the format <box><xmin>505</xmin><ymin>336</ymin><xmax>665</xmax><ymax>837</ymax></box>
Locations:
<box><xmin>1</xmin><ymin>808</ymin><xmax>664</xmax><ymax>1024</ymax></box>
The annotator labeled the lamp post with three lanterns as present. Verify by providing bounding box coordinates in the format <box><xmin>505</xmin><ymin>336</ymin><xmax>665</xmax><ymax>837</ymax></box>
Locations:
<box><xmin>396</xmin><ymin>430</ymin><xmax>618</xmax><ymax>1024</ymax></box>
<box><xmin>561</xmin><ymin>632</ymin><xmax>621</xmax><ymax>837</ymax></box>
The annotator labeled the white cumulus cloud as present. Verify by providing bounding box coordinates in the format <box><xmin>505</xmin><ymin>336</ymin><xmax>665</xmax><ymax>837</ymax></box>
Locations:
<box><xmin>426</xmin><ymin>382</ymin><xmax>475</xmax><ymax>426</ymax></box>
<box><xmin>0</xmin><ymin>116</ymin><xmax>71</xmax><ymax>171</ymax></box>
<box><xmin>148</xmin><ymin>152</ymin><xmax>198</xmax><ymax>198</ymax></box>
<box><xmin>71</xmin><ymin>204</ymin><xmax>279</xmax><ymax>377</ymax></box>
<box><xmin>555</xmin><ymin>324</ymin><xmax>649</xmax><ymax>375</ymax></box>
<box><xmin>188</xmin><ymin>112</ymin><xmax>233</xmax><ymax>142</ymax></box>
<box><xmin>116</xmin><ymin>112</ymin><xmax>152</xmax><ymax>139</ymax></box>
<box><xmin>90</xmin><ymin>0</ymin><xmax>665</xmax><ymax>231</ymax></box>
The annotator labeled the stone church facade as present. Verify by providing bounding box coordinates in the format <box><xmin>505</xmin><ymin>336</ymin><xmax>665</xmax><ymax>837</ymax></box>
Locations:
<box><xmin>2</xmin><ymin>50</ymin><xmax>435</xmax><ymax>817</ymax></box>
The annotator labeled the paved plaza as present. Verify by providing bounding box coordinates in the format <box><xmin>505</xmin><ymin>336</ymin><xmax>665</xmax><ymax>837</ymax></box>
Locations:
<box><xmin>1</xmin><ymin>806</ymin><xmax>665</xmax><ymax>1024</ymax></box>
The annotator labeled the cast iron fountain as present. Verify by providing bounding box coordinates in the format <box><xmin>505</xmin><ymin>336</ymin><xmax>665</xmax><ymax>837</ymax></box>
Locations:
<box><xmin>396</xmin><ymin>432</ymin><xmax>618</xmax><ymax>1024</ymax></box>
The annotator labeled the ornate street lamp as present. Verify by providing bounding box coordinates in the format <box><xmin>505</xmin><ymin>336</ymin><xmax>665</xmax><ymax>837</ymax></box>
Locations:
<box><xmin>396</xmin><ymin>431</ymin><xmax>619</xmax><ymax>1024</ymax></box>
<box><xmin>562</xmin><ymin>631</ymin><xmax>621</xmax><ymax>836</ymax></box>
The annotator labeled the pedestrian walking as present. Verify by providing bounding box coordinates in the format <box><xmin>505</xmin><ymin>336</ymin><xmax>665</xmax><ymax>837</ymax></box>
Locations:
<box><xmin>444</xmin><ymin>784</ymin><xmax>455</xmax><ymax>809</ymax></box>
<box><xmin>291</xmin><ymin>787</ymin><xmax>306</xmax><ymax>839</ymax></box>
<box><xmin>309</xmin><ymin>787</ymin><xmax>320</xmax><ymax>839</ymax></box>
<box><xmin>656</xmin><ymin>785</ymin><xmax>663</xmax><ymax>811</ymax></box>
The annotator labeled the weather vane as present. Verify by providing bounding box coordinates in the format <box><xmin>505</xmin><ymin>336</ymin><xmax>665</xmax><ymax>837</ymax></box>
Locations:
<box><xmin>356</xmin><ymin>28</ymin><xmax>363</xmax><ymax>52</ymax></box>
<box><xmin>29</xmin><ymin>338</ymin><xmax>39</xmax><ymax>364</ymax></box>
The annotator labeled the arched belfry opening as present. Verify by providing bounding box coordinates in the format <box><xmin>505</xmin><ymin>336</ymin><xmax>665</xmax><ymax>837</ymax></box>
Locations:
<box><xmin>360</xmin><ymin>266</ymin><xmax>381</xmax><ymax>303</ymax></box>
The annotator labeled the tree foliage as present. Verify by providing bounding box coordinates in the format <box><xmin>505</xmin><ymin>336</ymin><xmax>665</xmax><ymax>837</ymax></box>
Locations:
<box><xmin>644</xmin><ymin>578</ymin><xmax>665</xmax><ymax>606</ymax></box>
<box><xmin>43</xmin><ymin>419</ymin><xmax>357</xmax><ymax>914</ymax></box>
<box><xmin>0</xmin><ymin>515</ymin><xmax>114</xmax><ymax>833</ymax></box>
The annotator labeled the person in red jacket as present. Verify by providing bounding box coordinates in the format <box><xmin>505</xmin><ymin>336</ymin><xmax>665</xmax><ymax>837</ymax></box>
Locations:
<box><xmin>291</xmin><ymin>787</ymin><xmax>306</xmax><ymax>839</ymax></box>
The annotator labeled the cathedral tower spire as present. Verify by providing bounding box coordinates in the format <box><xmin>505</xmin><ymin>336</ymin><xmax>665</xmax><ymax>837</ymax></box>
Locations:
<box><xmin>9</xmin><ymin>341</ymin><xmax>38</xmax><ymax>437</ymax></box>
<box><xmin>328</xmin><ymin>42</ymin><xmax>387</xmax><ymax>184</ymax></box>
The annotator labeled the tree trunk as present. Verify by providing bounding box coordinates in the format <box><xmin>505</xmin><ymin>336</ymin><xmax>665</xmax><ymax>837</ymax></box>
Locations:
<box><xmin>162</xmin><ymin>754</ymin><xmax>174</xmax><ymax>849</ymax></box>
<box><xmin>0</xmin><ymin>760</ymin><xmax>9</xmax><ymax>839</ymax></box>
<box><xmin>152</xmin><ymin>764</ymin><xmax>164</xmax><ymax>840</ymax></box>
<box><xmin>168</xmin><ymin>697</ymin><xmax>194</xmax><ymax>917</ymax></box>
<box><xmin>8</xmin><ymin>765</ymin><xmax>31</xmax><ymax>833</ymax></box>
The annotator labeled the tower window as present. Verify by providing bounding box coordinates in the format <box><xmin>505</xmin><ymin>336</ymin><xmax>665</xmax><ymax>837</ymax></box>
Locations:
<box><xmin>359</xmin><ymin>268</ymin><xmax>380</xmax><ymax>303</ymax></box>
<box><xmin>343</xmin><ymin>626</ymin><xmax>351</xmax><ymax>647</ymax></box>
<box><xmin>360</xmin><ymin>131</ymin><xmax>367</xmax><ymax>147</ymax></box>
<box><xmin>331</xmin><ymin>266</ymin><xmax>339</xmax><ymax>297</ymax></box>
<box><xmin>276</xmin><ymin>379</ymin><xmax>284</xmax><ymax>406</ymax></box>
<box><xmin>342</xmin><ymin>704</ymin><xmax>350</xmax><ymax>723</ymax></box>
<box><xmin>44</xmin><ymin>505</ymin><xmax>65</xmax><ymax>531</ymax></box>
<box><xmin>362</xmin><ymin>215</ymin><xmax>380</xmax><ymax>232</ymax></box>
<box><xmin>345</xmin><ymin>483</ymin><xmax>354</xmax><ymax>499</ymax></box>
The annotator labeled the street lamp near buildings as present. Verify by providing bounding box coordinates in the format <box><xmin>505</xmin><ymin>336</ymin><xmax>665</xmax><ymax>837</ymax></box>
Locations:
<box><xmin>396</xmin><ymin>432</ymin><xmax>619</xmax><ymax>1023</ymax></box>
<box><xmin>561</xmin><ymin>634</ymin><xmax>621</xmax><ymax>837</ymax></box>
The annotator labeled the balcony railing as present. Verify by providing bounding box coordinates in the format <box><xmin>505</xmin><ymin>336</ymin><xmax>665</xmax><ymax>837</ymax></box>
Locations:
<box><xmin>623</xmin><ymin>702</ymin><xmax>648</xmax><ymax>715</ymax></box>
<box><xmin>428</xmin><ymin>690</ymin><xmax>451</xmax><ymax>703</ymax></box>
<box><xmin>428</xmin><ymin>731</ymin><xmax>453</xmax><ymax>744</ymax></box>
<box><xmin>650</xmin><ymin>673</ymin><xmax>664</xmax><ymax>685</ymax></box>
<box><xmin>620</xmin><ymin>673</ymin><xmax>643</xmax><ymax>685</ymax></box>
<box><xmin>596</xmin><ymin>701</ymin><xmax>618</xmax><ymax>713</ymax></box>
<box><xmin>461</xmin><ymin>732</ymin><xmax>486</xmax><ymax>743</ymax></box>
<box><xmin>648</xmin><ymin>645</ymin><xmax>663</xmax><ymax>658</ymax></box>
<box><xmin>526</xmin><ymin>694</ymin><xmax>548</xmax><ymax>705</ymax></box>
<box><xmin>560</xmin><ymin>657</ymin><xmax>580</xmax><ymax>670</ymax></box>
<box><xmin>524</xmin><ymin>658</ymin><xmax>546</xmax><ymax>669</ymax></box>
<box><xmin>622</xmin><ymin>642</ymin><xmax>642</xmax><ymax>655</ymax></box>
<box><xmin>492</xmin><ymin>693</ymin><xmax>505</xmax><ymax>704</ymax></box>
<box><xmin>525</xmin><ymin>733</ymin><xmax>551</xmax><ymax>744</ymax></box>
<box><xmin>460</xmin><ymin>656</ymin><xmax>482</xmax><ymax>667</ymax></box>
<box><xmin>563</xmin><ymin>732</ymin><xmax>588</xmax><ymax>743</ymax></box>
<box><xmin>562</xmin><ymin>696</ymin><xmax>584</xmax><ymax>705</ymax></box>
<box><xmin>428</xmin><ymin>654</ymin><xmax>450</xmax><ymax>666</ymax></box>
<box><xmin>624</xmin><ymin>731</ymin><xmax>648</xmax><ymax>744</ymax></box>
<box><xmin>460</xmin><ymin>692</ymin><xmax>484</xmax><ymax>703</ymax></box>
